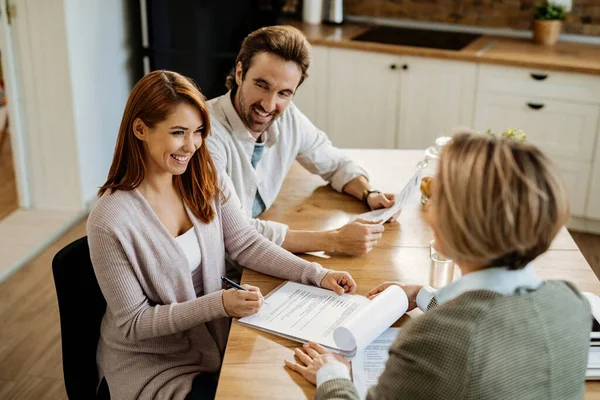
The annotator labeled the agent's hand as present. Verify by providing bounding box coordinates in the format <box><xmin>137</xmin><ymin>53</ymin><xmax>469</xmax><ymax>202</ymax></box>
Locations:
<box><xmin>320</xmin><ymin>271</ymin><xmax>357</xmax><ymax>295</ymax></box>
<box><xmin>332</xmin><ymin>219</ymin><xmax>384</xmax><ymax>255</ymax></box>
<box><xmin>367</xmin><ymin>192</ymin><xmax>395</xmax><ymax>211</ymax></box>
<box><xmin>284</xmin><ymin>342</ymin><xmax>350</xmax><ymax>386</ymax></box>
<box><xmin>367</xmin><ymin>282</ymin><xmax>423</xmax><ymax>311</ymax></box>
<box><xmin>222</xmin><ymin>284</ymin><xmax>264</xmax><ymax>317</ymax></box>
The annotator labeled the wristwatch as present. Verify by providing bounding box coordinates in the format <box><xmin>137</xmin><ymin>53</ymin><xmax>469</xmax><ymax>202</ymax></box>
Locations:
<box><xmin>362</xmin><ymin>188</ymin><xmax>381</xmax><ymax>209</ymax></box>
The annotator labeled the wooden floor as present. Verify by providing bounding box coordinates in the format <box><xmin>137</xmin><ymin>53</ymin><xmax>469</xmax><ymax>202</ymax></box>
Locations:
<box><xmin>0</xmin><ymin>122</ymin><xmax>19</xmax><ymax>220</ymax></box>
<box><xmin>0</xmin><ymin>218</ymin><xmax>85</xmax><ymax>400</ymax></box>
<box><xmin>0</xmin><ymin>219</ymin><xmax>598</xmax><ymax>399</ymax></box>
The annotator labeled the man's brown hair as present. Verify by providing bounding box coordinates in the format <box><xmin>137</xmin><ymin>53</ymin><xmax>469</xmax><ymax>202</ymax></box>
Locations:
<box><xmin>225</xmin><ymin>25</ymin><xmax>311</xmax><ymax>92</ymax></box>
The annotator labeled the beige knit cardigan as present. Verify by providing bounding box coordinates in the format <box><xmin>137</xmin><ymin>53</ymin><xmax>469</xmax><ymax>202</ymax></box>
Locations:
<box><xmin>87</xmin><ymin>179</ymin><xmax>329</xmax><ymax>400</ymax></box>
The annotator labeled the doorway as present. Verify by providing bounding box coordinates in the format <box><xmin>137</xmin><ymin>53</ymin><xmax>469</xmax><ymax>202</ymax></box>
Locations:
<box><xmin>0</xmin><ymin>56</ymin><xmax>18</xmax><ymax>220</ymax></box>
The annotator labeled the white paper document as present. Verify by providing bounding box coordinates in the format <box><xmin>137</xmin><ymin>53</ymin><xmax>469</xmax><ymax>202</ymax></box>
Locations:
<box><xmin>357</xmin><ymin>169</ymin><xmax>423</xmax><ymax>223</ymax></box>
<box><xmin>589</xmin><ymin>347</ymin><xmax>600</xmax><ymax>369</ymax></box>
<box><xmin>352</xmin><ymin>328</ymin><xmax>400</xmax><ymax>400</ymax></box>
<box><xmin>587</xmin><ymin>348</ymin><xmax>600</xmax><ymax>380</ymax></box>
<box><xmin>237</xmin><ymin>281</ymin><xmax>408</xmax><ymax>356</ymax></box>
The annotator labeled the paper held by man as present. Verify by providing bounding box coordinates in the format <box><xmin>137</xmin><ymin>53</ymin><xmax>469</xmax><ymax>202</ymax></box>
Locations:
<box><xmin>236</xmin><ymin>281</ymin><xmax>408</xmax><ymax>357</ymax></box>
<box><xmin>357</xmin><ymin>168</ymin><xmax>423</xmax><ymax>224</ymax></box>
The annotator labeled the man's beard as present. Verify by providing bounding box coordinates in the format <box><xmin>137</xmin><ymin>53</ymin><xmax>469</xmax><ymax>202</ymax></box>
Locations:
<box><xmin>238</xmin><ymin>86</ymin><xmax>280</xmax><ymax>135</ymax></box>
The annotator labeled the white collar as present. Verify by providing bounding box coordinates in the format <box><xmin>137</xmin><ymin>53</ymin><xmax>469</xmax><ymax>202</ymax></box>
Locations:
<box><xmin>436</xmin><ymin>264</ymin><xmax>543</xmax><ymax>305</ymax></box>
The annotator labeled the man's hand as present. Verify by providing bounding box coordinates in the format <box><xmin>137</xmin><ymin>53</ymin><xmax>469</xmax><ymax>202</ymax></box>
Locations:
<box><xmin>332</xmin><ymin>219</ymin><xmax>384</xmax><ymax>255</ymax></box>
<box><xmin>367</xmin><ymin>192</ymin><xmax>395</xmax><ymax>211</ymax></box>
<box><xmin>284</xmin><ymin>342</ymin><xmax>350</xmax><ymax>386</ymax></box>
<box><xmin>320</xmin><ymin>271</ymin><xmax>357</xmax><ymax>295</ymax></box>
<box><xmin>367</xmin><ymin>282</ymin><xmax>423</xmax><ymax>311</ymax></box>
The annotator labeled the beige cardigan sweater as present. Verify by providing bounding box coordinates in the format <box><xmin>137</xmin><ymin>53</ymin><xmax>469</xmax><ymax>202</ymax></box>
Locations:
<box><xmin>87</xmin><ymin>179</ymin><xmax>329</xmax><ymax>400</ymax></box>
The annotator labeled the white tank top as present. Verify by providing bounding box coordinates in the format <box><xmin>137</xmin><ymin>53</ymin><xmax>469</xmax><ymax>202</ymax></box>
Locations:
<box><xmin>174</xmin><ymin>227</ymin><xmax>203</xmax><ymax>296</ymax></box>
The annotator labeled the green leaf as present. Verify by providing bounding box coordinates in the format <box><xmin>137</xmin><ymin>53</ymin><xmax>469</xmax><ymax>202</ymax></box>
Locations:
<box><xmin>534</xmin><ymin>2</ymin><xmax>566</xmax><ymax>21</ymax></box>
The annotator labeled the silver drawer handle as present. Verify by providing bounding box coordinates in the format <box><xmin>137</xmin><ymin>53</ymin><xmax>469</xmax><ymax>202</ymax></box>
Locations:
<box><xmin>527</xmin><ymin>102</ymin><xmax>545</xmax><ymax>110</ymax></box>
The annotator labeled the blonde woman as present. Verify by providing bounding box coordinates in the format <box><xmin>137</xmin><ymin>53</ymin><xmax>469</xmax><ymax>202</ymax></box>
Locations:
<box><xmin>285</xmin><ymin>131</ymin><xmax>592</xmax><ymax>399</ymax></box>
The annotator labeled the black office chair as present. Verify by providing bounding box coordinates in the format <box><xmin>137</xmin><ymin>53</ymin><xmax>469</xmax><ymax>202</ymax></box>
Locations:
<box><xmin>52</xmin><ymin>236</ymin><xmax>110</xmax><ymax>400</ymax></box>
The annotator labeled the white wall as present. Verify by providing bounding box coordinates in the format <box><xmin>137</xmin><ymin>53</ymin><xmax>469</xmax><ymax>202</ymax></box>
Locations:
<box><xmin>64</xmin><ymin>0</ymin><xmax>135</xmax><ymax>205</ymax></box>
<box><xmin>4</xmin><ymin>0</ymin><xmax>137</xmax><ymax>211</ymax></box>
<box><xmin>9</xmin><ymin>0</ymin><xmax>82</xmax><ymax>210</ymax></box>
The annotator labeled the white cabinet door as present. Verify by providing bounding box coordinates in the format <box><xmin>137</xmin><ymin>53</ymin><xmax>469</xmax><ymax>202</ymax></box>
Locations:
<box><xmin>553</xmin><ymin>159</ymin><xmax>592</xmax><ymax>217</ymax></box>
<box><xmin>586</xmin><ymin>128</ymin><xmax>600</xmax><ymax>220</ymax></box>
<box><xmin>474</xmin><ymin>92</ymin><xmax>599</xmax><ymax>162</ymax></box>
<box><xmin>326</xmin><ymin>47</ymin><xmax>400</xmax><ymax>149</ymax></box>
<box><xmin>396</xmin><ymin>56</ymin><xmax>477</xmax><ymax>149</ymax></box>
<box><xmin>291</xmin><ymin>45</ymin><xmax>329</xmax><ymax>131</ymax></box>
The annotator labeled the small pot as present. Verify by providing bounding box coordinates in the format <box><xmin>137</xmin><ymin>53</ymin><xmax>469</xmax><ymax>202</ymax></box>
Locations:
<box><xmin>532</xmin><ymin>20</ymin><xmax>562</xmax><ymax>46</ymax></box>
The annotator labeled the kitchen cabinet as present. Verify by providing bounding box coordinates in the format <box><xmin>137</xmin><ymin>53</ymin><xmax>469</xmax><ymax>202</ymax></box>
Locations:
<box><xmin>295</xmin><ymin>44</ymin><xmax>600</xmax><ymax>226</ymax></box>
<box><xmin>586</xmin><ymin>128</ymin><xmax>600</xmax><ymax>220</ymax></box>
<box><xmin>291</xmin><ymin>46</ymin><xmax>329</xmax><ymax>131</ymax></box>
<box><xmin>474</xmin><ymin>64</ymin><xmax>600</xmax><ymax>218</ymax></box>
<box><xmin>325</xmin><ymin>47</ymin><xmax>400</xmax><ymax>148</ymax></box>
<box><xmin>295</xmin><ymin>46</ymin><xmax>476</xmax><ymax>149</ymax></box>
<box><xmin>396</xmin><ymin>56</ymin><xmax>477</xmax><ymax>149</ymax></box>
<box><xmin>474</xmin><ymin>93</ymin><xmax>599</xmax><ymax>162</ymax></box>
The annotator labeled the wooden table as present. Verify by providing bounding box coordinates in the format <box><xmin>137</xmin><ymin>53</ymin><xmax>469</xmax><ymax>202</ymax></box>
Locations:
<box><xmin>215</xmin><ymin>150</ymin><xmax>600</xmax><ymax>399</ymax></box>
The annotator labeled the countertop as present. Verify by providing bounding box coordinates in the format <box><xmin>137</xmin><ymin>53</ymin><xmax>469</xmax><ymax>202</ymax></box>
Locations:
<box><xmin>286</xmin><ymin>20</ymin><xmax>600</xmax><ymax>75</ymax></box>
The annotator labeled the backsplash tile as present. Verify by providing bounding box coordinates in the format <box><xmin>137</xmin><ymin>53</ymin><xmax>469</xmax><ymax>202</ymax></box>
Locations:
<box><xmin>345</xmin><ymin>0</ymin><xmax>600</xmax><ymax>36</ymax></box>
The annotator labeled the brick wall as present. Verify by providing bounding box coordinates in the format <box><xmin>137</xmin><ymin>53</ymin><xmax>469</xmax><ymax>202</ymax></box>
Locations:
<box><xmin>344</xmin><ymin>0</ymin><xmax>600</xmax><ymax>36</ymax></box>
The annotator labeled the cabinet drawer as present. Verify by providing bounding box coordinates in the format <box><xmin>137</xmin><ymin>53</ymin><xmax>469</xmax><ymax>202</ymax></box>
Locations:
<box><xmin>474</xmin><ymin>92</ymin><xmax>599</xmax><ymax>161</ymax></box>
<box><xmin>478</xmin><ymin>64</ymin><xmax>600</xmax><ymax>104</ymax></box>
<box><xmin>553</xmin><ymin>159</ymin><xmax>592</xmax><ymax>217</ymax></box>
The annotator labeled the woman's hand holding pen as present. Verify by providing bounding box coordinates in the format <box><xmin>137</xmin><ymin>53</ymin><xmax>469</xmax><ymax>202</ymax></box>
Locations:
<box><xmin>222</xmin><ymin>284</ymin><xmax>264</xmax><ymax>317</ymax></box>
<box><xmin>320</xmin><ymin>271</ymin><xmax>357</xmax><ymax>295</ymax></box>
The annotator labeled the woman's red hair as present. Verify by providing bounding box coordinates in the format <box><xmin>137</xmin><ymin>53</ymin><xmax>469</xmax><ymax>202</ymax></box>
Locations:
<box><xmin>99</xmin><ymin>70</ymin><xmax>219</xmax><ymax>223</ymax></box>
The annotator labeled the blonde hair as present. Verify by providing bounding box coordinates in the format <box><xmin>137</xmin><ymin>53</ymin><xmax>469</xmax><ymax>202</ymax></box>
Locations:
<box><xmin>225</xmin><ymin>25</ymin><xmax>311</xmax><ymax>92</ymax></box>
<box><xmin>430</xmin><ymin>131</ymin><xmax>570</xmax><ymax>269</ymax></box>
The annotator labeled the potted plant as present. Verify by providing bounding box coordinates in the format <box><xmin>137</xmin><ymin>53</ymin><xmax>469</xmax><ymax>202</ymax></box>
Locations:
<box><xmin>533</xmin><ymin>2</ymin><xmax>567</xmax><ymax>46</ymax></box>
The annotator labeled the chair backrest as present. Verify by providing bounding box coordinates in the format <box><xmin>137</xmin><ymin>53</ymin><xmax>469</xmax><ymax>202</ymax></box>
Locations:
<box><xmin>52</xmin><ymin>236</ymin><xmax>107</xmax><ymax>400</ymax></box>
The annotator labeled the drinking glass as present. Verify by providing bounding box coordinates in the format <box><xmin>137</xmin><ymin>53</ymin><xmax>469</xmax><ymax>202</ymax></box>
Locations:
<box><xmin>429</xmin><ymin>239</ymin><xmax>456</xmax><ymax>288</ymax></box>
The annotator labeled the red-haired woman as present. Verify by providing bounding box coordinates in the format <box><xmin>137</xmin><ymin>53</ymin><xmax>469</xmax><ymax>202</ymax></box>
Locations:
<box><xmin>87</xmin><ymin>70</ymin><xmax>356</xmax><ymax>400</ymax></box>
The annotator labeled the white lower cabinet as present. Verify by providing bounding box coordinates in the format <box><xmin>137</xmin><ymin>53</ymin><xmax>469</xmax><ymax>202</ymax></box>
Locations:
<box><xmin>586</xmin><ymin>130</ymin><xmax>600</xmax><ymax>220</ymax></box>
<box><xmin>474</xmin><ymin>92</ymin><xmax>599</xmax><ymax>162</ymax></box>
<box><xmin>474</xmin><ymin>92</ymin><xmax>599</xmax><ymax>217</ymax></box>
<box><xmin>291</xmin><ymin>46</ymin><xmax>329</xmax><ymax>131</ymax></box>
<box><xmin>295</xmin><ymin>45</ymin><xmax>600</xmax><ymax>225</ymax></box>
<box><xmin>325</xmin><ymin>47</ymin><xmax>400</xmax><ymax>149</ymax></box>
<box><xmin>396</xmin><ymin>56</ymin><xmax>476</xmax><ymax>149</ymax></box>
<box><xmin>553</xmin><ymin>159</ymin><xmax>593</xmax><ymax>217</ymax></box>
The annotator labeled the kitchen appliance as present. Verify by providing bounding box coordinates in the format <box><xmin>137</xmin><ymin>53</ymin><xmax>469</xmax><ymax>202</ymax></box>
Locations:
<box><xmin>141</xmin><ymin>0</ymin><xmax>281</xmax><ymax>100</ymax></box>
<box><xmin>322</xmin><ymin>0</ymin><xmax>343</xmax><ymax>25</ymax></box>
<box><xmin>352</xmin><ymin>26</ymin><xmax>481</xmax><ymax>51</ymax></box>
